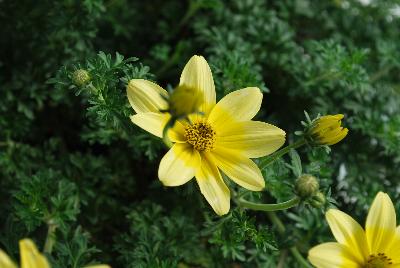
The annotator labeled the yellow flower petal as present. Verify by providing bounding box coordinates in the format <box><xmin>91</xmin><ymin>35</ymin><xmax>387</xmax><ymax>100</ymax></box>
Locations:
<box><xmin>208</xmin><ymin>87</ymin><xmax>263</xmax><ymax>130</ymax></box>
<box><xmin>0</xmin><ymin>250</ymin><xmax>16</xmax><ymax>268</ymax></box>
<box><xmin>130</xmin><ymin>112</ymin><xmax>171</xmax><ymax>138</ymax></box>
<box><xmin>215</xmin><ymin>121</ymin><xmax>286</xmax><ymax>158</ymax></box>
<box><xmin>179</xmin><ymin>55</ymin><xmax>216</xmax><ymax>115</ymax></box>
<box><xmin>325</xmin><ymin>209</ymin><xmax>369</xmax><ymax>264</ymax></box>
<box><xmin>366</xmin><ymin>192</ymin><xmax>397</xmax><ymax>253</ymax></box>
<box><xmin>212</xmin><ymin>147</ymin><xmax>265</xmax><ymax>191</ymax></box>
<box><xmin>308</xmin><ymin>242</ymin><xmax>360</xmax><ymax>268</ymax></box>
<box><xmin>158</xmin><ymin>143</ymin><xmax>201</xmax><ymax>186</ymax></box>
<box><xmin>19</xmin><ymin>239</ymin><xmax>50</xmax><ymax>268</ymax></box>
<box><xmin>167</xmin><ymin>120</ymin><xmax>187</xmax><ymax>143</ymax></box>
<box><xmin>127</xmin><ymin>79</ymin><xmax>169</xmax><ymax>113</ymax></box>
<box><xmin>195</xmin><ymin>153</ymin><xmax>230</xmax><ymax>216</ymax></box>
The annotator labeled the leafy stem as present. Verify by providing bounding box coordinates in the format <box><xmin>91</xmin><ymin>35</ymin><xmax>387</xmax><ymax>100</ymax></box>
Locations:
<box><xmin>43</xmin><ymin>219</ymin><xmax>57</xmax><ymax>254</ymax></box>
<box><xmin>238</xmin><ymin>197</ymin><xmax>300</xmax><ymax>212</ymax></box>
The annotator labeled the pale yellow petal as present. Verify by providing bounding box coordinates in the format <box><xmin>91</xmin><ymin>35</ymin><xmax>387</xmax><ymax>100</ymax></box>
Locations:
<box><xmin>208</xmin><ymin>87</ymin><xmax>263</xmax><ymax>130</ymax></box>
<box><xmin>325</xmin><ymin>209</ymin><xmax>369</xmax><ymax>264</ymax></box>
<box><xmin>0</xmin><ymin>250</ymin><xmax>17</xmax><ymax>268</ymax></box>
<box><xmin>215</xmin><ymin>121</ymin><xmax>286</xmax><ymax>158</ymax></box>
<box><xmin>212</xmin><ymin>147</ymin><xmax>265</xmax><ymax>191</ymax></box>
<box><xmin>19</xmin><ymin>239</ymin><xmax>50</xmax><ymax>268</ymax></box>
<box><xmin>366</xmin><ymin>192</ymin><xmax>397</xmax><ymax>253</ymax></box>
<box><xmin>195</xmin><ymin>153</ymin><xmax>230</xmax><ymax>216</ymax></box>
<box><xmin>308</xmin><ymin>242</ymin><xmax>360</xmax><ymax>268</ymax></box>
<box><xmin>386</xmin><ymin>225</ymin><xmax>400</xmax><ymax>263</ymax></box>
<box><xmin>179</xmin><ymin>55</ymin><xmax>216</xmax><ymax>115</ymax></box>
<box><xmin>158</xmin><ymin>143</ymin><xmax>201</xmax><ymax>186</ymax></box>
<box><xmin>167</xmin><ymin>120</ymin><xmax>187</xmax><ymax>143</ymax></box>
<box><xmin>127</xmin><ymin>79</ymin><xmax>169</xmax><ymax>113</ymax></box>
<box><xmin>130</xmin><ymin>112</ymin><xmax>171</xmax><ymax>138</ymax></box>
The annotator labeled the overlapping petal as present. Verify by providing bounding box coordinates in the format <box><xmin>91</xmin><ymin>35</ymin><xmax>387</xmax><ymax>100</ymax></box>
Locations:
<box><xmin>308</xmin><ymin>242</ymin><xmax>359</xmax><ymax>268</ymax></box>
<box><xmin>365</xmin><ymin>192</ymin><xmax>397</xmax><ymax>253</ymax></box>
<box><xmin>215</xmin><ymin>121</ymin><xmax>285</xmax><ymax>158</ymax></box>
<box><xmin>130</xmin><ymin>112</ymin><xmax>171</xmax><ymax>138</ymax></box>
<box><xmin>0</xmin><ymin>250</ymin><xmax>16</xmax><ymax>268</ymax></box>
<box><xmin>159</xmin><ymin>143</ymin><xmax>201</xmax><ymax>186</ymax></box>
<box><xmin>212</xmin><ymin>147</ymin><xmax>265</xmax><ymax>191</ymax></box>
<box><xmin>208</xmin><ymin>87</ymin><xmax>263</xmax><ymax>130</ymax></box>
<box><xmin>195</xmin><ymin>153</ymin><xmax>230</xmax><ymax>215</ymax></box>
<box><xmin>19</xmin><ymin>239</ymin><xmax>50</xmax><ymax>268</ymax></box>
<box><xmin>127</xmin><ymin>79</ymin><xmax>169</xmax><ymax>113</ymax></box>
<box><xmin>179</xmin><ymin>55</ymin><xmax>216</xmax><ymax>115</ymax></box>
<box><xmin>325</xmin><ymin>209</ymin><xmax>368</xmax><ymax>264</ymax></box>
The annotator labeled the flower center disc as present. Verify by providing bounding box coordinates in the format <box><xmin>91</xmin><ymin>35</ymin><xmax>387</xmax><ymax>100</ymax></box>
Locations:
<box><xmin>184</xmin><ymin>121</ymin><xmax>216</xmax><ymax>152</ymax></box>
<box><xmin>364</xmin><ymin>253</ymin><xmax>393</xmax><ymax>268</ymax></box>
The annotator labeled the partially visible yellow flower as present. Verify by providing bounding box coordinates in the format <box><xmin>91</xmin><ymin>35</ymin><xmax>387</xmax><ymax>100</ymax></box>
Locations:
<box><xmin>0</xmin><ymin>239</ymin><xmax>110</xmax><ymax>268</ymax></box>
<box><xmin>309</xmin><ymin>114</ymin><xmax>348</xmax><ymax>145</ymax></box>
<box><xmin>0</xmin><ymin>239</ymin><xmax>49</xmax><ymax>268</ymax></box>
<box><xmin>127</xmin><ymin>55</ymin><xmax>286</xmax><ymax>215</ymax></box>
<box><xmin>168</xmin><ymin>84</ymin><xmax>204</xmax><ymax>118</ymax></box>
<box><xmin>308</xmin><ymin>192</ymin><xmax>400</xmax><ymax>268</ymax></box>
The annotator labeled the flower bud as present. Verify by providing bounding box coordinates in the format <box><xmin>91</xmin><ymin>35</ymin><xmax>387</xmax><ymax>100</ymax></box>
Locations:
<box><xmin>308</xmin><ymin>114</ymin><xmax>348</xmax><ymax>146</ymax></box>
<box><xmin>309</xmin><ymin>191</ymin><xmax>326</xmax><ymax>208</ymax></box>
<box><xmin>72</xmin><ymin>69</ymin><xmax>90</xmax><ymax>86</ymax></box>
<box><xmin>168</xmin><ymin>85</ymin><xmax>204</xmax><ymax>118</ymax></box>
<box><xmin>295</xmin><ymin>174</ymin><xmax>319</xmax><ymax>199</ymax></box>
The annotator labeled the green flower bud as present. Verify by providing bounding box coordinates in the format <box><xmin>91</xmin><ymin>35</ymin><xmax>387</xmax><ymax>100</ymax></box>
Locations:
<box><xmin>309</xmin><ymin>191</ymin><xmax>326</xmax><ymax>208</ymax></box>
<box><xmin>168</xmin><ymin>84</ymin><xmax>204</xmax><ymax>118</ymax></box>
<box><xmin>72</xmin><ymin>69</ymin><xmax>90</xmax><ymax>86</ymax></box>
<box><xmin>295</xmin><ymin>174</ymin><xmax>319</xmax><ymax>199</ymax></box>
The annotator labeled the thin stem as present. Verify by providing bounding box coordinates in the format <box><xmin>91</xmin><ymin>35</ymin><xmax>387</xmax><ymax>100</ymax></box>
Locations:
<box><xmin>267</xmin><ymin>211</ymin><xmax>312</xmax><ymax>268</ymax></box>
<box><xmin>259</xmin><ymin>138</ymin><xmax>306</xmax><ymax>169</ymax></box>
<box><xmin>43</xmin><ymin>221</ymin><xmax>57</xmax><ymax>254</ymax></box>
<box><xmin>238</xmin><ymin>197</ymin><xmax>300</xmax><ymax>212</ymax></box>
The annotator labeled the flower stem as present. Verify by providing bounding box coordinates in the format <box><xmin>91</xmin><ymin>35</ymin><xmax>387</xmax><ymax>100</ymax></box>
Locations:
<box><xmin>259</xmin><ymin>138</ymin><xmax>306</xmax><ymax>169</ymax></box>
<box><xmin>43</xmin><ymin>221</ymin><xmax>57</xmax><ymax>254</ymax></box>
<box><xmin>267</xmin><ymin>211</ymin><xmax>312</xmax><ymax>268</ymax></box>
<box><xmin>238</xmin><ymin>197</ymin><xmax>300</xmax><ymax>212</ymax></box>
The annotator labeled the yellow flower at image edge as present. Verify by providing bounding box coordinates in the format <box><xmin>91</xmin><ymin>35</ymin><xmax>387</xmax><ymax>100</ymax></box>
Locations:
<box><xmin>126</xmin><ymin>55</ymin><xmax>286</xmax><ymax>215</ymax></box>
<box><xmin>308</xmin><ymin>192</ymin><xmax>400</xmax><ymax>268</ymax></box>
<box><xmin>310</xmin><ymin>114</ymin><xmax>348</xmax><ymax>145</ymax></box>
<box><xmin>0</xmin><ymin>239</ymin><xmax>110</xmax><ymax>268</ymax></box>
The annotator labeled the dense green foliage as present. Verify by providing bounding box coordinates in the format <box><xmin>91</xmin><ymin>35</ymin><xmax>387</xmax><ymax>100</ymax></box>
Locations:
<box><xmin>1</xmin><ymin>0</ymin><xmax>399</xmax><ymax>267</ymax></box>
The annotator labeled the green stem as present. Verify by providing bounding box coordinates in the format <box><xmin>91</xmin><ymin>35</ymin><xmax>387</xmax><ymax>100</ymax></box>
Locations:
<box><xmin>267</xmin><ymin>211</ymin><xmax>312</xmax><ymax>268</ymax></box>
<box><xmin>259</xmin><ymin>138</ymin><xmax>306</xmax><ymax>169</ymax></box>
<box><xmin>239</xmin><ymin>197</ymin><xmax>300</xmax><ymax>212</ymax></box>
<box><xmin>43</xmin><ymin>221</ymin><xmax>57</xmax><ymax>254</ymax></box>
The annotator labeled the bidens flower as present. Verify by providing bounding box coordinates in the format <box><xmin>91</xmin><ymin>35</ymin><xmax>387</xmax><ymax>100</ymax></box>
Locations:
<box><xmin>0</xmin><ymin>239</ymin><xmax>110</xmax><ymax>268</ymax></box>
<box><xmin>308</xmin><ymin>192</ymin><xmax>400</xmax><ymax>268</ymax></box>
<box><xmin>308</xmin><ymin>114</ymin><xmax>348</xmax><ymax>146</ymax></box>
<box><xmin>127</xmin><ymin>55</ymin><xmax>286</xmax><ymax>215</ymax></box>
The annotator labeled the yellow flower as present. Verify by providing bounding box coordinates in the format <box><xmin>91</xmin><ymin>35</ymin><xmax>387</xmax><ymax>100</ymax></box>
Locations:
<box><xmin>126</xmin><ymin>55</ymin><xmax>286</xmax><ymax>215</ymax></box>
<box><xmin>308</xmin><ymin>192</ymin><xmax>400</xmax><ymax>268</ymax></box>
<box><xmin>0</xmin><ymin>239</ymin><xmax>110</xmax><ymax>268</ymax></box>
<box><xmin>309</xmin><ymin>114</ymin><xmax>348</xmax><ymax>145</ymax></box>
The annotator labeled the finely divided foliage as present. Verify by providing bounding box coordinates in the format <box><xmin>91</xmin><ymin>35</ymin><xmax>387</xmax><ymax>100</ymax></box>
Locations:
<box><xmin>0</xmin><ymin>0</ymin><xmax>399</xmax><ymax>267</ymax></box>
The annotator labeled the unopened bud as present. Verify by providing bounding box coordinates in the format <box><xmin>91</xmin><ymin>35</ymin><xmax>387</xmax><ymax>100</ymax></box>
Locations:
<box><xmin>308</xmin><ymin>114</ymin><xmax>348</xmax><ymax>146</ymax></box>
<box><xmin>168</xmin><ymin>85</ymin><xmax>204</xmax><ymax>118</ymax></box>
<box><xmin>72</xmin><ymin>69</ymin><xmax>90</xmax><ymax>86</ymax></box>
<box><xmin>309</xmin><ymin>191</ymin><xmax>326</xmax><ymax>208</ymax></box>
<box><xmin>295</xmin><ymin>174</ymin><xmax>319</xmax><ymax>199</ymax></box>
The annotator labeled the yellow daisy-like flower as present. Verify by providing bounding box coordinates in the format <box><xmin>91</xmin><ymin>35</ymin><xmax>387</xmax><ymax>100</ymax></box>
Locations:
<box><xmin>309</xmin><ymin>114</ymin><xmax>348</xmax><ymax>146</ymax></box>
<box><xmin>127</xmin><ymin>55</ymin><xmax>286</xmax><ymax>215</ymax></box>
<box><xmin>308</xmin><ymin>192</ymin><xmax>400</xmax><ymax>268</ymax></box>
<box><xmin>0</xmin><ymin>239</ymin><xmax>110</xmax><ymax>268</ymax></box>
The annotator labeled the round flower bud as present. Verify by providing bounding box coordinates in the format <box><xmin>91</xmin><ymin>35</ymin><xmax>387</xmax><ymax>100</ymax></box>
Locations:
<box><xmin>168</xmin><ymin>85</ymin><xmax>204</xmax><ymax>118</ymax></box>
<box><xmin>309</xmin><ymin>191</ymin><xmax>326</xmax><ymax>208</ymax></box>
<box><xmin>72</xmin><ymin>69</ymin><xmax>90</xmax><ymax>86</ymax></box>
<box><xmin>295</xmin><ymin>174</ymin><xmax>319</xmax><ymax>199</ymax></box>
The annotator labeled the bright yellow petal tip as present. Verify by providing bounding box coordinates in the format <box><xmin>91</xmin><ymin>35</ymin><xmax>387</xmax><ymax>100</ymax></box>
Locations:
<box><xmin>19</xmin><ymin>239</ymin><xmax>50</xmax><ymax>268</ymax></box>
<box><xmin>0</xmin><ymin>249</ymin><xmax>17</xmax><ymax>268</ymax></box>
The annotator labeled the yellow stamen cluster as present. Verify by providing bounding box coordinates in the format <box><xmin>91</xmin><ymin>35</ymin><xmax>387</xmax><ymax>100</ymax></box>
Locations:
<box><xmin>184</xmin><ymin>121</ymin><xmax>216</xmax><ymax>152</ymax></box>
<box><xmin>365</xmin><ymin>253</ymin><xmax>393</xmax><ymax>267</ymax></box>
<box><xmin>169</xmin><ymin>85</ymin><xmax>204</xmax><ymax>118</ymax></box>
<box><xmin>309</xmin><ymin>114</ymin><xmax>348</xmax><ymax>145</ymax></box>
